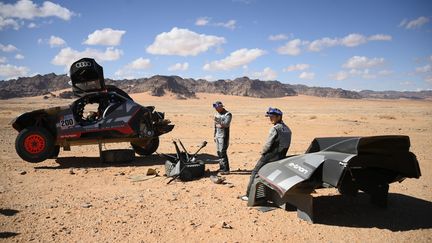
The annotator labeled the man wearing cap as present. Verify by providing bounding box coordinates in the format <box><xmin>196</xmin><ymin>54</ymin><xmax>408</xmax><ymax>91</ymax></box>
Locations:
<box><xmin>242</xmin><ymin>107</ymin><xmax>292</xmax><ymax>200</ymax></box>
<box><xmin>213</xmin><ymin>101</ymin><xmax>232</xmax><ymax>174</ymax></box>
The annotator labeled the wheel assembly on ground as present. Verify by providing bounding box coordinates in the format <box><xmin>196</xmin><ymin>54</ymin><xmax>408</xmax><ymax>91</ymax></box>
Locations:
<box><xmin>131</xmin><ymin>137</ymin><xmax>160</xmax><ymax>156</ymax></box>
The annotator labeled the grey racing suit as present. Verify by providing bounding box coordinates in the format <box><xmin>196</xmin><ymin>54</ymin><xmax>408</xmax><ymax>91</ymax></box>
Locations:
<box><xmin>214</xmin><ymin>109</ymin><xmax>232</xmax><ymax>172</ymax></box>
<box><xmin>246</xmin><ymin>121</ymin><xmax>292</xmax><ymax>196</ymax></box>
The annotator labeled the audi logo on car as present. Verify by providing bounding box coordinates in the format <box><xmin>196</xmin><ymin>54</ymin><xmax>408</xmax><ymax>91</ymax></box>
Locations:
<box><xmin>75</xmin><ymin>61</ymin><xmax>92</xmax><ymax>68</ymax></box>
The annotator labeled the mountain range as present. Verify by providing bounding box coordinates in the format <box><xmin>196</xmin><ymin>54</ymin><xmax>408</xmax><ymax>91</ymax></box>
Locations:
<box><xmin>0</xmin><ymin>73</ymin><xmax>431</xmax><ymax>100</ymax></box>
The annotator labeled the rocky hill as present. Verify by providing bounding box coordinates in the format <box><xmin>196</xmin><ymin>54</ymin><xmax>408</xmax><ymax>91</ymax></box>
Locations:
<box><xmin>106</xmin><ymin>76</ymin><xmax>297</xmax><ymax>98</ymax></box>
<box><xmin>358</xmin><ymin>90</ymin><xmax>432</xmax><ymax>99</ymax></box>
<box><xmin>107</xmin><ymin>75</ymin><xmax>196</xmax><ymax>99</ymax></box>
<box><xmin>286</xmin><ymin>84</ymin><xmax>362</xmax><ymax>99</ymax></box>
<box><xmin>1</xmin><ymin>73</ymin><xmax>431</xmax><ymax>100</ymax></box>
<box><xmin>0</xmin><ymin>73</ymin><xmax>70</xmax><ymax>99</ymax></box>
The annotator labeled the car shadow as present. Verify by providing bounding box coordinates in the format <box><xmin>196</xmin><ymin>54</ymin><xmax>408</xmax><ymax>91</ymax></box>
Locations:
<box><xmin>34</xmin><ymin>153</ymin><xmax>219</xmax><ymax>169</ymax></box>
<box><xmin>313</xmin><ymin>192</ymin><xmax>432</xmax><ymax>231</ymax></box>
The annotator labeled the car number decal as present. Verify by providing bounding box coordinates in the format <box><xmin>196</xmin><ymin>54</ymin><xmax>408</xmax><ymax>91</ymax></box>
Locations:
<box><xmin>59</xmin><ymin>115</ymin><xmax>75</xmax><ymax>129</ymax></box>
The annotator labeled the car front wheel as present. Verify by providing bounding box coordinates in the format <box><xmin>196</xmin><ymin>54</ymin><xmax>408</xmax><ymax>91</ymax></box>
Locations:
<box><xmin>15</xmin><ymin>126</ymin><xmax>54</xmax><ymax>163</ymax></box>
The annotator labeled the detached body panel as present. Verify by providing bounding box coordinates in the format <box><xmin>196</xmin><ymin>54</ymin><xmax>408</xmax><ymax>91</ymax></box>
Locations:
<box><xmin>248</xmin><ymin>136</ymin><xmax>421</xmax><ymax>223</ymax></box>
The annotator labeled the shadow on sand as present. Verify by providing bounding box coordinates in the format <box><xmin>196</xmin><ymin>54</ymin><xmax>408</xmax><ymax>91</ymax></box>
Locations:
<box><xmin>0</xmin><ymin>209</ymin><xmax>20</xmax><ymax>239</ymax></box>
<box><xmin>0</xmin><ymin>209</ymin><xmax>19</xmax><ymax>217</ymax></box>
<box><xmin>34</xmin><ymin>153</ymin><xmax>219</xmax><ymax>169</ymax></box>
<box><xmin>0</xmin><ymin>232</ymin><xmax>20</xmax><ymax>239</ymax></box>
<box><xmin>313</xmin><ymin>192</ymin><xmax>432</xmax><ymax>231</ymax></box>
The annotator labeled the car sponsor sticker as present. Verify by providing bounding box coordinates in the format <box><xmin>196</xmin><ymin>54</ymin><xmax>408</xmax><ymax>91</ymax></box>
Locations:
<box><xmin>288</xmin><ymin>162</ymin><xmax>309</xmax><ymax>175</ymax></box>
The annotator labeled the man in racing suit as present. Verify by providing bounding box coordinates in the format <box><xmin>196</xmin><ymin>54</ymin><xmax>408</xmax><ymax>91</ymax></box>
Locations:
<box><xmin>213</xmin><ymin>101</ymin><xmax>232</xmax><ymax>174</ymax></box>
<box><xmin>242</xmin><ymin>107</ymin><xmax>292</xmax><ymax>200</ymax></box>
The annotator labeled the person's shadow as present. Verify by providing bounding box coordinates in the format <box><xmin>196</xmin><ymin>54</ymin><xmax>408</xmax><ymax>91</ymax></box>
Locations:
<box><xmin>313</xmin><ymin>192</ymin><xmax>432</xmax><ymax>231</ymax></box>
<box><xmin>0</xmin><ymin>209</ymin><xmax>20</xmax><ymax>239</ymax></box>
<box><xmin>34</xmin><ymin>153</ymin><xmax>219</xmax><ymax>170</ymax></box>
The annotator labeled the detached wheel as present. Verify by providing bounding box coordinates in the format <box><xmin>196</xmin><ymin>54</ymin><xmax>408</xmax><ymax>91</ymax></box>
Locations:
<box><xmin>15</xmin><ymin>127</ymin><xmax>54</xmax><ymax>163</ymax></box>
<box><xmin>131</xmin><ymin>137</ymin><xmax>160</xmax><ymax>156</ymax></box>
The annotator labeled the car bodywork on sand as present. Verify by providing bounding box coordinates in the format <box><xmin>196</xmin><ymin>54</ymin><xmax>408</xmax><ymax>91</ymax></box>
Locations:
<box><xmin>247</xmin><ymin>135</ymin><xmax>421</xmax><ymax>223</ymax></box>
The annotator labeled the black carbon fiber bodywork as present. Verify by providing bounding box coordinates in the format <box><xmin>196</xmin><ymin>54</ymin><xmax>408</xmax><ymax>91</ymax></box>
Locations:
<box><xmin>248</xmin><ymin>136</ymin><xmax>421</xmax><ymax>222</ymax></box>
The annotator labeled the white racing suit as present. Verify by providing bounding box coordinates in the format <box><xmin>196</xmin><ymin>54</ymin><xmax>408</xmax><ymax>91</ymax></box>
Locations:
<box><xmin>214</xmin><ymin>110</ymin><xmax>232</xmax><ymax>172</ymax></box>
<box><xmin>246</xmin><ymin>121</ymin><xmax>292</xmax><ymax>196</ymax></box>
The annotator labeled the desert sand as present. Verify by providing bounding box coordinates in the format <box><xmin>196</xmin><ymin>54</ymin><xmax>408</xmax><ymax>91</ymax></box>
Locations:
<box><xmin>0</xmin><ymin>93</ymin><xmax>431</xmax><ymax>242</ymax></box>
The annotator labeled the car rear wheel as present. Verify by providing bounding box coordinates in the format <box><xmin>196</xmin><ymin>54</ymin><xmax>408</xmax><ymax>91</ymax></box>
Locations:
<box><xmin>131</xmin><ymin>137</ymin><xmax>160</xmax><ymax>156</ymax></box>
<box><xmin>15</xmin><ymin>126</ymin><xmax>54</xmax><ymax>163</ymax></box>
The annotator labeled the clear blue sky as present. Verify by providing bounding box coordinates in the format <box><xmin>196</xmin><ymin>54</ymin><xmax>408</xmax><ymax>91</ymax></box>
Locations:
<box><xmin>0</xmin><ymin>0</ymin><xmax>431</xmax><ymax>91</ymax></box>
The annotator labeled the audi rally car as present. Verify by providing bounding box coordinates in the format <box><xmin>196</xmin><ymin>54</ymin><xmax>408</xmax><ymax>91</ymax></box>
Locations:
<box><xmin>12</xmin><ymin>58</ymin><xmax>174</xmax><ymax>163</ymax></box>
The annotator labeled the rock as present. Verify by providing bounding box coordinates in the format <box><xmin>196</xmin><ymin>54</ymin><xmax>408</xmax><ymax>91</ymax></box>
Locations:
<box><xmin>58</xmin><ymin>90</ymin><xmax>74</xmax><ymax>99</ymax></box>
<box><xmin>81</xmin><ymin>202</ymin><xmax>92</xmax><ymax>208</ymax></box>
<box><xmin>19</xmin><ymin>170</ymin><xmax>26</xmax><ymax>175</ymax></box>
<box><xmin>210</xmin><ymin>175</ymin><xmax>226</xmax><ymax>184</ymax></box>
<box><xmin>221</xmin><ymin>221</ymin><xmax>233</xmax><ymax>229</ymax></box>
<box><xmin>69</xmin><ymin>168</ymin><xmax>75</xmax><ymax>175</ymax></box>
<box><xmin>146</xmin><ymin>168</ymin><xmax>157</xmax><ymax>176</ymax></box>
<box><xmin>114</xmin><ymin>171</ymin><xmax>125</xmax><ymax>176</ymax></box>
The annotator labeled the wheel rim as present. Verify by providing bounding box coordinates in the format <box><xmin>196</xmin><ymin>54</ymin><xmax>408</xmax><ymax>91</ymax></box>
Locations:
<box><xmin>23</xmin><ymin>134</ymin><xmax>46</xmax><ymax>154</ymax></box>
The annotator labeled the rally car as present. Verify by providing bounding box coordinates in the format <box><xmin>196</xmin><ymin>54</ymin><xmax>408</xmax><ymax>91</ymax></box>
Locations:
<box><xmin>247</xmin><ymin>135</ymin><xmax>421</xmax><ymax>222</ymax></box>
<box><xmin>12</xmin><ymin>58</ymin><xmax>174</xmax><ymax>163</ymax></box>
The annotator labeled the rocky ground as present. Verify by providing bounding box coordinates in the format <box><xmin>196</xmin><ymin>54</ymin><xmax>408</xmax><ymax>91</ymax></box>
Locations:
<box><xmin>0</xmin><ymin>93</ymin><xmax>431</xmax><ymax>242</ymax></box>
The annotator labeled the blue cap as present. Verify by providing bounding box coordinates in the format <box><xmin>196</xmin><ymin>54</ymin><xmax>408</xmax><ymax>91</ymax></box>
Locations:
<box><xmin>213</xmin><ymin>101</ymin><xmax>224</xmax><ymax>108</ymax></box>
<box><xmin>266</xmin><ymin>107</ymin><xmax>283</xmax><ymax>116</ymax></box>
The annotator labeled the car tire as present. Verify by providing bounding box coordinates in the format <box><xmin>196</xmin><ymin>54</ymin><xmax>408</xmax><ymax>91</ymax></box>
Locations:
<box><xmin>101</xmin><ymin>149</ymin><xmax>135</xmax><ymax>163</ymax></box>
<box><xmin>15</xmin><ymin>126</ymin><xmax>55</xmax><ymax>163</ymax></box>
<box><xmin>131</xmin><ymin>137</ymin><xmax>160</xmax><ymax>156</ymax></box>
